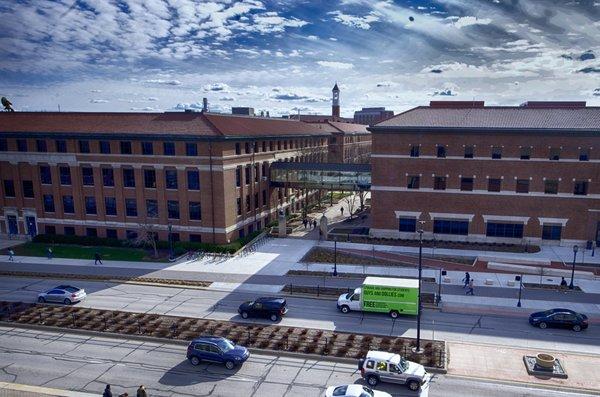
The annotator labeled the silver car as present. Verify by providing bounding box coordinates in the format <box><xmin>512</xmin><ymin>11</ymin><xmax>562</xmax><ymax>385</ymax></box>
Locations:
<box><xmin>38</xmin><ymin>285</ymin><xmax>86</xmax><ymax>305</ymax></box>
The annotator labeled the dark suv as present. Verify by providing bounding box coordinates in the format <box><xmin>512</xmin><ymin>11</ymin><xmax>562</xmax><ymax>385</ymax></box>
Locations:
<box><xmin>187</xmin><ymin>336</ymin><xmax>249</xmax><ymax>370</ymax></box>
<box><xmin>238</xmin><ymin>297</ymin><xmax>288</xmax><ymax>322</ymax></box>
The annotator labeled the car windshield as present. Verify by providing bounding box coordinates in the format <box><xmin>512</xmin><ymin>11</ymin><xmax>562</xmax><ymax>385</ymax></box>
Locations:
<box><xmin>399</xmin><ymin>357</ymin><xmax>409</xmax><ymax>371</ymax></box>
<box><xmin>215</xmin><ymin>338</ymin><xmax>235</xmax><ymax>352</ymax></box>
<box><xmin>64</xmin><ymin>287</ymin><xmax>79</xmax><ymax>293</ymax></box>
<box><xmin>538</xmin><ymin>309</ymin><xmax>554</xmax><ymax>317</ymax></box>
<box><xmin>361</xmin><ymin>386</ymin><xmax>374</xmax><ymax>396</ymax></box>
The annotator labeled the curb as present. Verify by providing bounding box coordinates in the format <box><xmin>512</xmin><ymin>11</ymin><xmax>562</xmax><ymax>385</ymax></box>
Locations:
<box><xmin>0</xmin><ymin>321</ymin><xmax>447</xmax><ymax>374</ymax></box>
<box><xmin>0</xmin><ymin>381</ymin><xmax>98</xmax><ymax>397</ymax></box>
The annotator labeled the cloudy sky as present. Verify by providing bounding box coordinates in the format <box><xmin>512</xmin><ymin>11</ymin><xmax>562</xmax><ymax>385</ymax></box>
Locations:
<box><xmin>1</xmin><ymin>0</ymin><xmax>600</xmax><ymax>116</ymax></box>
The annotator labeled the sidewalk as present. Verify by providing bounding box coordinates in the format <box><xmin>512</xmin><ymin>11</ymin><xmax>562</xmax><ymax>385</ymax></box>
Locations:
<box><xmin>0</xmin><ymin>382</ymin><xmax>97</xmax><ymax>397</ymax></box>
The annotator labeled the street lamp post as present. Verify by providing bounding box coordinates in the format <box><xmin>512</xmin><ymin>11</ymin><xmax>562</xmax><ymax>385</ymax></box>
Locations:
<box><xmin>168</xmin><ymin>224</ymin><xmax>174</xmax><ymax>260</ymax></box>
<box><xmin>569</xmin><ymin>245</ymin><xmax>578</xmax><ymax>289</ymax></box>
<box><xmin>415</xmin><ymin>226</ymin><xmax>424</xmax><ymax>353</ymax></box>
<box><xmin>437</xmin><ymin>269</ymin><xmax>447</xmax><ymax>306</ymax></box>
<box><xmin>333</xmin><ymin>239</ymin><xmax>338</xmax><ymax>276</ymax></box>
<box><xmin>516</xmin><ymin>275</ymin><xmax>523</xmax><ymax>307</ymax></box>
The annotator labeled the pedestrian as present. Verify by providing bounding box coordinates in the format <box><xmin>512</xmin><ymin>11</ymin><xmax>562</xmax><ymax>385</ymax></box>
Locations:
<box><xmin>94</xmin><ymin>252</ymin><xmax>102</xmax><ymax>265</ymax></box>
<box><xmin>47</xmin><ymin>247</ymin><xmax>53</xmax><ymax>260</ymax></box>
<box><xmin>303</xmin><ymin>218</ymin><xmax>307</xmax><ymax>229</ymax></box>
<box><xmin>462</xmin><ymin>272</ymin><xmax>470</xmax><ymax>288</ymax></box>
<box><xmin>313</xmin><ymin>219</ymin><xmax>317</xmax><ymax>229</ymax></box>
<box><xmin>103</xmin><ymin>385</ymin><xmax>113</xmax><ymax>397</ymax></box>
<box><xmin>340</xmin><ymin>207</ymin><xmax>344</xmax><ymax>216</ymax></box>
<box><xmin>8</xmin><ymin>248</ymin><xmax>15</xmax><ymax>261</ymax></box>
<box><xmin>560</xmin><ymin>276</ymin><xmax>568</xmax><ymax>291</ymax></box>
<box><xmin>136</xmin><ymin>385</ymin><xmax>148</xmax><ymax>397</ymax></box>
<box><xmin>466</xmin><ymin>279</ymin><xmax>474</xmax><ymax>295</ymax></box>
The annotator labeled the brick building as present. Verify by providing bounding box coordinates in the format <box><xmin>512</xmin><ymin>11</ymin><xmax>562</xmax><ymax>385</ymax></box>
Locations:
<box><xmin>369</xmin><ymin>101</ymin><xmax>600</xmax><ymax>247</ymax></box>
<box><xmin>0</xmin><ymin>111</ymin><xmax>330</xmax><ymax>244</ymax></box>
<box><xmin>325</xmin><ymin>121</ymin><xmax>371</xmax><ymax>164</ymax></box>
<box><xmin>353</xmin><ymin>107</ymin><xmax>394</xmax><ymax>126</ymax></box>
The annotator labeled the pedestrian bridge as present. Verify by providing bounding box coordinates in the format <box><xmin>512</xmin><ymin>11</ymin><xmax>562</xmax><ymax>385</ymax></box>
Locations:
<box><xmin>269</xmin><ymin>162</ymin><xmax>371</xmax><ymax>190</ymax></box>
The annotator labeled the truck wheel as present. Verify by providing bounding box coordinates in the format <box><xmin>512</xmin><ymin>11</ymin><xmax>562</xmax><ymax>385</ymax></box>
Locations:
<box><xmin>389</xmin><ymin>310</ymin><xmax>399</xmax><ymax>319</ymax></box>
<box><xmin>366</xmin><ymin>375</ymin><xmax>378</xmax><ymax>387</ymax></box>
<box><xmin>407</xmin><ymin>380</ymin><xmax>420</xmax><ymax>391</ymax></box>
<box><xmin>340</xmin><ymin>305</ymin><xmax>350</xmax><ymax>314</ymax></box>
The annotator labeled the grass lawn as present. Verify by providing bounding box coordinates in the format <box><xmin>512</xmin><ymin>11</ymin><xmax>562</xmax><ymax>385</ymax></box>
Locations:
<box><xmin>11</xmin><ymin>242</ymin><xmax>168</xmax><ymax>262</ymax></box>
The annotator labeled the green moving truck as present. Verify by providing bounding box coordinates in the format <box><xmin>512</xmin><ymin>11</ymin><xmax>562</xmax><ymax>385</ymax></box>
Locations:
<box><xmin>336</xmin><ymin>277</ymin><xmax>419</xmax><ymax>318</ymax></box>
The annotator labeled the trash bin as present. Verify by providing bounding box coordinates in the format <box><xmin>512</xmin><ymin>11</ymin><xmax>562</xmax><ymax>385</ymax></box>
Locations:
<box><xmin>586</xmin><ymin>240</ymin><xmax>593</xmax><ymax>250</ymax></box>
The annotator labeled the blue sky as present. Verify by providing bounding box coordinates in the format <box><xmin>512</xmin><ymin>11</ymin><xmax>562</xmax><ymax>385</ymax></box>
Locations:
<box><xmin>1</xmin><ymin>0</ymin><xmax>600</xmax><ymax>116</ymax></box>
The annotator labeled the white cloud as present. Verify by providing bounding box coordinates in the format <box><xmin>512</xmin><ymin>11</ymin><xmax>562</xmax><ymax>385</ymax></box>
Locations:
<box><xmin>89</xmin><ymin>99</ymin><xmax>109</xmax><ymax>103</ymax></box>
<box><xmin>203</xmin><ymin>83</ymin><xmax>230</xmax><ymax>92</ymax></box>
<box><xmin>317</xmin><ymin>61</ymin><xmax>354</xmax><ymax>69</ymax></box>
<box><xmin>452</xmin><ymin>16</ymin><xmax>492</xmax><ymax>29</ymax></box>
<box><xmin>145</xmin><ymin>79</ymin><xmax>182</xmax><ymax>86</ymax></box>
<box><xmin>306</xmin><ymin>35</ymin><xmax>319</xmax><ymax>41</ymax></box>
<box><xmin>328</xmin><ymin>10</ymin><xmax>379</xmax><ymax>30</ymax></box>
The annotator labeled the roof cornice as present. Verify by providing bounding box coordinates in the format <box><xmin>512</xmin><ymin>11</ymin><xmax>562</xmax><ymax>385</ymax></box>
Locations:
<box><xmin>367</xmin><ymin>126</ymin><xmax>600</xmax><ymax>136</ymax></box>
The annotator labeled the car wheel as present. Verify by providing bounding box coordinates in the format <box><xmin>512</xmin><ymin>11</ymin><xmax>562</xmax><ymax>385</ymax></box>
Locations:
<box><xmin>63</xmin><ymin>298</ymin><xmax>72</xmax><ymax>305</ymax></box>
<box><xmin>390</xmin><ymin>310</ymin><xmax>399</xmax><ymax>319</ymax></box>
<box><xmin>225</xmin><ymin>360</ymin><xmax>235</xmax><ymax>370</ymax></box>
<box><xmin>37</xmin><ymin>297</ymin><xmax>46</xmax><ymax>303</ymax></box>
<box><xmin>407</xmin><ymin>380</ymin><xmax>420</xmax><ymax>391</ymax></box>
<box><xmin>189</xmin><ymin>356</ymin><xmax>201</xmax><ymax>366</ymax></box>
<box><xmin>573</xmin><ymin>324</ymin><xmax>581</xmax><ymax>332</ymax></box>
<box><xmin>270</xmin><ymin>313</ymin><xmax>279</xmax><ymax>322</ymax></box>
<box><xmin>340</xmin><ymin>305</ymin><xmax>350</xmax><ymax>314</ymax></box>
<box><xmin>241</xmin><ymin>311</ymin><xmax>249</xmax><ymax>319</ymax></box>
<box><xmin>539</xmin><ymin>322</ymin><xmax>547</xmax><ymax>329</ymax></box>
<box><xmin>366</xmin><ymin>375</ymin><xmax>378</xmax><ymax>387</ymax></box>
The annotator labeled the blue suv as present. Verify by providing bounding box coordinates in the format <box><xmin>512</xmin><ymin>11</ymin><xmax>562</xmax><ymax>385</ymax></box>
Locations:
<box><xmin>187</xmin><ymin>336</ymin><xmax>250</xmax><ymax>370</ymax></box>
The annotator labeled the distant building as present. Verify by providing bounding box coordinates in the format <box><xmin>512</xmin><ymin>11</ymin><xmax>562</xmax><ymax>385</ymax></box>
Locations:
<box><xmin>232</xmin><ymin>107</ymin><xmax>254</xmax><ymax>116</ymax></box>
<box><xmin>354</xmin><ymin>107</ymin><xmax>394</xmax><ymax>125</ymax></box>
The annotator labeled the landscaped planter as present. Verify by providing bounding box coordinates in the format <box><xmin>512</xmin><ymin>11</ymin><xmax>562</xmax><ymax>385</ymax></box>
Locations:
<box><xmin>535</xmin><ymin>353</ymin><xmax>556</xmax><ymax>369</ymax></box>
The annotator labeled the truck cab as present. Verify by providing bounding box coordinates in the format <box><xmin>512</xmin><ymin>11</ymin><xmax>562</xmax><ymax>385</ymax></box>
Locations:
<box><xmin>337</xmin><ymin>288</ymin><xmax>362</xmax><ymax>313</ymax></box>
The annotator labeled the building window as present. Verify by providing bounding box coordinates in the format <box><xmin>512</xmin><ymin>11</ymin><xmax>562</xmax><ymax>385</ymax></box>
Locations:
<box><xmin>123</xmin><ymin>168</ymin><xmax>135</xmax><ymax>187</ymax></box>
<box><xmin>187</xmin><ymin>170</ymin><xmax>200</xmax><ymax>190</ymax></box>
<box><xmin>433</xmin><ymin>176</ymin><xmax>446</xmax><ymax>190</ymax></box>
<box><xmin>491</xmin><ymin>146</ymin><xmax>502</xmax><ymax>159</ymax></box>
<box><xmin>3</xmin><ymin>180</ymin><xmax>15</xmax><ymax>197</ymax></box>
<box><xmin>398</xmin><ymin>218</ymin><xmax>417</xmax><ymax>232</ymax></box>
<box><xmin>125</xmin><ymin>198</ymin><xmax>137</xmax><ymax>217</ymax></box>
<box><xmin>255</xmin><ymin>164</ymin><xmax>260</xmax><ymax>182</ymax></box>
<box><xmin>277</xmin><ymin>141</ymin><xmax>282</xmax><ymax>150</ymax></box>
<box><xmin>254</xmin><ymin>192</ymin><xmax>259</xmax><ymax>208</ymax></box>
<box><xmin>189</xmin><ymin>202</ymin><xmax>201</xmax><ymax>220</ymax></box>
<box><xmin>45</xmin><ymin>226</ymin><xmax>56</xmax><ymax>235</ymax></box>
<box><xmin>82</xmin><ymin>167</ymin><xmax>94</xmax><ymax>186</ymax></box>
<box><xmin>269</xmin><ymin>141</ymin><xmax>274</xmax><ymax>151</ymax></box>
<box><xmin>0</xmin><ymin>138</ymin><xmax>7</xmax><ymax>151</ymax></box>
<box><xmin>245</xmin><ymin>195</ymin><xmax>251</xmax><ymax>212</ymax></box>
<box><xmin>579</xmin><ymin>149</ymin><xmax>589</xmax><ymax>161</ymax></box>
<box><xmin>40</xmin><ymin>165</ymin><xmax>52</xmax><ymax>184</ymax></box>
<box><xmin>544</xmin><ymin>180</ymin><xmax>559</xmax><ymax>194</ymax></box>
<box><xmin>64</xmin><ymin>226</ymin><xmax>75</xmax><ymax>235</ymax></box>
<box><xmin>17</xmin><ymin>139</ymin><xmax>28</xmax><ymax>152</ymax></box>
<box><xmin>186</xmin><ymin>143</ymin><xmax>198</xmax><ymax>156</ymax></box>
<box><xmin>126</xmin><ymin>230</ymin><xmax>138</xmax><ymax>240</ymax></box>
<box><xmin>486</xmin><ymin>222</ymin><xmax>523</xmax><ymax>238</ymax></box>
<box><xmin>141</xmin><ymin>141</ymin><xmax>153</xmax><ymax>155</ymax></box>
<box><xmin>165</xmin><ymin>169</ymin><xmax>178</xmax><ymax>189</ymax></box>
<box><xmin>22</xmin><ymin>180</ymin><xmax>34</xmax><ymax>198</ymax></box>
<box><xmin>516</xmin><ymin>179</ymin><xmax>529</xmax><ymax>193</ymax></box>
<box><xmin>102</xmin><ymin>168</ymin><xmax>114</xmax><ymax>187</ymax></box>
<box><xmin>56</xmin><ymin>140</ymin><xmax>67</xmax><ymax>153</ymax></box>
<box><xmin>410</xmin><ymin>145</ymin><xmax>420</xmax><ymax>157</ymax></box>
<box><xmin>99</xmin><ymin>141</ymin><xmax>111</xmax><ymax>154</ymax></box>
<box><xmin>548</xmin><ymin>147</ymin><xmax>560</xmax><ymax>160</ymax></box>
<box><xmin>163</xmin><ymin>142</ymin><xmax>175</xmax><ymax>155</ymax></box>
<box><xmin>144</xmin><ymin>169</ymin><xmax>156</xmax><ymax>188</ymax></box>
<box><xmin>59</xmin><ymin>166</ymin><xmax>71</xmax><ymax>185</ymax></box>
<box><xmin>190</xmin><ymin>234</ymin><xmax>201</xmax><ymax>243</ymax></box>
<box><xmin>85</xmin><ymin>196</ymin><xmax>97</xmax><ymax>215</ymax></box>
<box><xmin>42</xmin><ymin>194</ymin><xmax>55</xmax><ymax>212</ymax></box>
<box><xmin>520</xmin><ymin>147</ymin><xmax>531</xmax><ymax>160</ymax></box>
<box><xmin>36</xmin><ymin>139</ymin><xmax>47</xmax><ymax>152</ymax></box>
<box><xmin>120</xmin><ymin>141</ymin><xmax>132</xmax><ymax>154</ymax></box>
<box><xmin>262</xmin><ymin>141</ymin><xmax>266</xmax><ymax>152</ymax></box>
<box><xmin>245</xmin><ymin>166</ymin><xmax>251</xmax><ymax>184</ymax></box>
<box><xmin>237</xmin><ymin>198</ymin><xmax>242</xmax><ymax>215</ymax></box>
<box><xmin>245</xmin><ymin>142</ymin><xmax>251</xmax><ymax>154</ymax></box>
<box><xmin>105</xmin><ymin>197</ymin><xmax>117</xmax><ymax>216</ymax></box>
<box><xmin>233</xmin><ymin>143</ymin><xmax>240</xmax><ymax>155</ymax></box>
<box><xmin>79</xmin><ymin>140</ymin><xmax>90</xmax><ymax>153</ymax></box>
<box><xmin>86</xmin><ymin>228</ymin><xmax>98</xmax><ymax>237</ymax></box>
<box><xmin>460</xmin><ymin>177</ymin><xmax>474</xmax><ymax>191</ymax></box>
<box><xmin>464</xmin><ymin>145</ymin><xmax>474</xmax><ymax>159</ymax></box>
<box><xmin>235</xmin><ymin>167</ymin><xmax>241</xmax><ymax>187</ymax></box>
<box><xmin>433</xmin><ymin>219</ymin><xmax>469</xmax><ymax>235</ymax></box>
<box><xmin>574</xmin><ymin>181</ymin><xmax>588</xmax><ymax>196</ymax></box>
<box><xmin>63</xmin><ymin>195</ymin><xmax>75</xmax><ymax>214</ymax></box>
<box><xmin>167</xmin><ymin>200</ymin><xmax>179</xmax><ymax>219</ymax></box>
<box><xmin>487</xmin><ymin>178</ymin><xmax>501</xmax><ymax>192</ymax></box>
<box><xmin>146</xmin><ymin>199</ymin><xmax>158</xmax><ymax>218</ymax></box>
<box><xmin>436</xmin><ymin>145</ymin><xmax>446</xmax><ymax>158</ymax></box>
<box><xmin>542</xmin><ymin>225</ymin><xmax>562</xmax><ymax>240</ymax></box>
<box><xmin>106</xmin><ymin>229</ymin><xmax>118</xmax><ymax>239</ymax></box>
<box><xmin>262</xmin><ymin>189</ymin><xmax>267</xmax><ymax>206</ymax></box>
<box><xmin>407</xmin><ymin>176</ymin><xmax>420</xmax><ymax>189</ymax></box>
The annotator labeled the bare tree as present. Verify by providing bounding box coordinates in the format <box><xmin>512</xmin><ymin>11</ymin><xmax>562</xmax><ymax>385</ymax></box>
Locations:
<box><xmin>133</xmin><ymin>223</ymin><xmax>160</xmax><ymax>258</ymax></box>
<box><xmin>357</xmin><ymin>190</ymin><xmax>368</xmax><ymax>211</ymax></box>
<box><xmin>343</xmin><ymin>193</ymin><xmax>358</xmax><ymax>219</ymax></box>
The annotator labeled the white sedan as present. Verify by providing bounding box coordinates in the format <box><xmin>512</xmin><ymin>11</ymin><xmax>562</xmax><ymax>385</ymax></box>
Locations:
<box><xmin>325</xmin><ymin>384</ymin><xmax>391</xmax><ymax>397</ymax></box>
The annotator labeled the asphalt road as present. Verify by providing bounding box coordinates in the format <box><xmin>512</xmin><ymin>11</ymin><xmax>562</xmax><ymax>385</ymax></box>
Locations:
<box><xmin>0</xmin><ymin>276</ymin><xmax>598</xmax><ymax>355</ymax></box>
<box><xmin>0</xmin><ymin>326</ymin><xmax>592</xmax><ymax>397</ymax></box>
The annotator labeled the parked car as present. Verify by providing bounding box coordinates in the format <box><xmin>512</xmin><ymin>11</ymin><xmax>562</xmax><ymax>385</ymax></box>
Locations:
<box><xmin>186</xmin><ymin>336</ymin><xmax>249</xmax><ymax>370</ymax></box>
<box><xmin>37</xmin><ymin>285</ymin><xmax>86</xmax><ymax>305</ymax></box>
<box><xmin>529</xmin><ymin>308</ymin><xmax>588</xmax><ymax>332</ymax></box>
<box><xmin>358</xmin><ymin>350</ymin><xmax>430</xmax><ymax>391</ymax></box>
<box><xmin>238</xmin><ymin>297</ymin><xmax>288</xmax><ymax>322</ymax></box>
<box><xmin>325</xmin><ymin>384</ymin><xmax>391</xmax><ymax>397</ymax></box>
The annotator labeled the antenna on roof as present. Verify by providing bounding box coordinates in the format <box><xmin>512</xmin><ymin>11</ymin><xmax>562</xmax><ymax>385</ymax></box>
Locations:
<box><xmin>58</xmin><ymin>104</ymin><xmax>61</xmax><ymax>112</ymax></box>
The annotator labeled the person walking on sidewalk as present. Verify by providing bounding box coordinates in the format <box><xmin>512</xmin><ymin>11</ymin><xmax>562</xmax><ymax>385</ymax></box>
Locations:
<box><xmin>8</xmin><ymin>248</ymin><xmax>15</xmax><ymax>261</ymax></box>
<box><xmin>462</xmin><ymin>272</ymin><xmax>470</xmax><ymax>288</ymax></box>
<box><xmin>340</xmin><ymin>207</ymin><xmax>344</xmax><ymax>217</ymax></box>
<box><xmin>47</xmin><ymin>247</ymin><xmax>53</xmax><ymax>260</ymax></box>
<box><xmin>103</xmin><ymin>385</ymin><xmax>113</xmax><ymax>397</ymax></box>
<box><xmin>466</xmin><ymin>279</ymin><xmax>474</xmax><ymax>295</ymax></box>
<box><xmin>560</xmin><ymin>276</ymin><xmax>568</xmax><ymax>291</ymax></box>
<box><xmin>303</xmin><ymin>218</ymin><xmax>308</xmax><ymax>229</ymax></box>
<box><xmin>313</xmin><ymin>219</ymin><xmax>317</xmax><ymax>229</ymax></box>
<box><xmin>94</xmin><ymin>252</ymin><xmax>103</xmax><ymax>265</ymax></box>
<box><xmin>137</xmin><ymin>385</ymin><xmax>148</xmax><ymax>397</ymax></box>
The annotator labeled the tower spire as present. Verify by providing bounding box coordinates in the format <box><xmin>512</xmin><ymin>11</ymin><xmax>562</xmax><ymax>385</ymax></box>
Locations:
<box><xmin>332</xmin><ymin>82</ymin><xmax>340</xmax><ymax>119</ymax></box>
